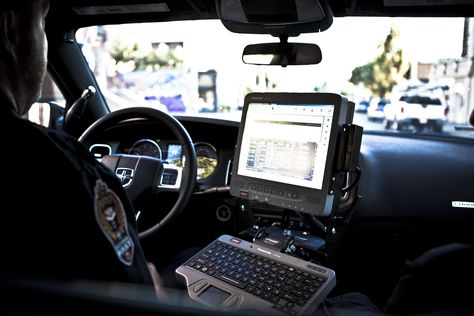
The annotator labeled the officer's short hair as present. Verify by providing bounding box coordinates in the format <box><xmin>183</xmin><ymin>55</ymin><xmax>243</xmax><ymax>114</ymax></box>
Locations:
<box><xmin>0</xmin><ymin>0</ymin><xmax>46</xmax><ymax>14</ymax></box>
<box><xmin>0</xmin><ymin>1</ymin><xmax>30</xmax><ymax>10</ymax></box>
<box><xmin>0</xmin><ymin>0</ymin><xmax>49</xmax><ymax>26</ymax></box>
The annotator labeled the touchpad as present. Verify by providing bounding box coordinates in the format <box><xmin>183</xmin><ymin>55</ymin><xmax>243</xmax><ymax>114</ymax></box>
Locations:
<box><xmin>199</xmin><ymin>286</ymin><xmax>231</xmax><ymax>306</ymax></box>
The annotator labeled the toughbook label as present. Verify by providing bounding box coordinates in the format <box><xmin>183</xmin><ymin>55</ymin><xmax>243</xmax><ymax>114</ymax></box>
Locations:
<box><xmin>94</xmin><ymin>180</ymin><xmax>134</xmax><ymax>266</ymax></box>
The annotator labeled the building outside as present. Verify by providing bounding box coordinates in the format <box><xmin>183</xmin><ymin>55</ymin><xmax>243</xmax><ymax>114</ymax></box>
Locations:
<box><xmin>426</xmin><ymin>18</ymin><xmax>474</xmax><ymax>125</ymax></box>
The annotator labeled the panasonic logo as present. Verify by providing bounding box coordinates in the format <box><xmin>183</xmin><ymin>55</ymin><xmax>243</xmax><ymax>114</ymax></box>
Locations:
<box><xmin>264</xmin><ymin>238</ymin><xmax>280</xmax><ymax>245</ymax></box>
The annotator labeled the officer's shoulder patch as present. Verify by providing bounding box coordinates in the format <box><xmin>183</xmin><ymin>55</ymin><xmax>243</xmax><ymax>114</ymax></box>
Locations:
<box><xmin>94</xmin><ymin>180</ymin><xmax>134</xmax><ymax>266</ymax></box>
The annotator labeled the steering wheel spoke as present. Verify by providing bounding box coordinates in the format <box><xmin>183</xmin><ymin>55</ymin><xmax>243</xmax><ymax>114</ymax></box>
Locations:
<box><xmin>157</xmin><ymin>164</ymin><xmax>182</xmax><ymax>193</ymax></box>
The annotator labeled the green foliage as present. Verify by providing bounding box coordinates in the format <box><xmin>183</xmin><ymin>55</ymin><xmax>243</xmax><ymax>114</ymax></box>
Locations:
<box><xmin>349</xmin><ymin>28</ymin><xmax>410</xmax><ymax>98</ymax></box>
<box><xmin>111</xmin><ymin>41</ymin><xmax>183</xmax><ymax>72</ymax></box>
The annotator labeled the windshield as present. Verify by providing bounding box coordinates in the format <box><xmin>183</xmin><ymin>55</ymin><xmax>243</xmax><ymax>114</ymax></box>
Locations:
<box><xmin>77</xmin><ymin>17</ymin><xmax>474</xmax><ymax>138</ymax></box>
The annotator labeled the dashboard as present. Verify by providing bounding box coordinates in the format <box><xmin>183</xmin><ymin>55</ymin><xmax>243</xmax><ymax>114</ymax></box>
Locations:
<box><xmin>124</xmin><ymin>139</ymin><xmax>218</xmax><ymax>180</ymax></box>
<box><xmin>87</xmin><ymin>117</ymin><xmax>239</xmax><ymax>188</ymax></box>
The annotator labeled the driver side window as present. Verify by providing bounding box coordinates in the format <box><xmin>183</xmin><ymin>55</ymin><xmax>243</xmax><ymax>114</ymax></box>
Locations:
<box><xmin>25</xmin><ymin>72</ymin><xmax>66</xmax><ymax>128</ymax></box>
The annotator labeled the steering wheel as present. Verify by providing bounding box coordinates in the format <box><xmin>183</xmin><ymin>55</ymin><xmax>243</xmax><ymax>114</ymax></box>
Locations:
<box><xmin>79</xmin><ymin>107</ymin><xmax>197</xmax><ymax>238</ymax></box>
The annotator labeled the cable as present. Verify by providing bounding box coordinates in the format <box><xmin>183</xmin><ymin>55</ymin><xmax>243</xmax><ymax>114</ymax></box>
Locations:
<box><xmin>296</xmin><ymin>211</ymin><xmax>327</xmax><ymax>235</ymax></box>
<box><xmin>341</xmin><ymin>166</ymin><xmax>361</xmax><ymax>193</ymax></box>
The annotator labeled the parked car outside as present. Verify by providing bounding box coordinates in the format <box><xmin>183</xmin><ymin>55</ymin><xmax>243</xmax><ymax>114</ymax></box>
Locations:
<box><xmin>367</xmin><ymin>98</ymin><xmax>389</xmax><ymax>122</ymax></box>
<box><xmin>355</xmin><ymin>100</ymin><xmax>370</xmax><ymax>113</ymax></box>
<box><xmin>384</xmin><ymin>92</ymin><xmax>448</xmax><ymax>132</ymax></box>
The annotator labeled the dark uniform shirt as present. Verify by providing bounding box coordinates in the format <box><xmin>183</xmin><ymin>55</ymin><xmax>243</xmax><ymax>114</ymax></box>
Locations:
<box><xmin>1</xmin><ymin>107</ymin><xmax>154</xmax><ymax>287</ymax></box>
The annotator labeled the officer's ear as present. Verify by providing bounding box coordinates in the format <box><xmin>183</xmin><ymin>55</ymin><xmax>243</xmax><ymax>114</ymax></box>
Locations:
<box><xmin>0</xmin><ymin>9</ymin><xmax>20</xmax><ymax>60</ymax></box>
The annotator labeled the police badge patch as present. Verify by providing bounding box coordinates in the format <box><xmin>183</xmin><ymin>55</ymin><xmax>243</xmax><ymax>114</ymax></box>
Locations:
<box><xmin>94</xmin><ymin>180</ymin><xmax>135</xmax><ymax>266</ymax></box>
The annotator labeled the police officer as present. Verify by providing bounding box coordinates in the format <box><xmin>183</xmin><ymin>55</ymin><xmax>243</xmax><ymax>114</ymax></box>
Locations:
<box><xmin>0</xmin><ymin>0</ymin><xmax>161</xmax><ymax>295</ymax></box>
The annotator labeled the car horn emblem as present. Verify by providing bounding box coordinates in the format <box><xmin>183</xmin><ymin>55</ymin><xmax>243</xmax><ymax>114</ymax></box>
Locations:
<box><xmin>116</xmin><ymin>168</ymin><xmax>134</xmax><ymax>188</ymax></box>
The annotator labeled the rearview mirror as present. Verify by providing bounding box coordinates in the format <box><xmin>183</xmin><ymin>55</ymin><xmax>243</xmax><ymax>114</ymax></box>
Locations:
<box><xmin>243</xmin><ymin>42</ymin><xmax>322</xmax><ymax>66</ymax></box>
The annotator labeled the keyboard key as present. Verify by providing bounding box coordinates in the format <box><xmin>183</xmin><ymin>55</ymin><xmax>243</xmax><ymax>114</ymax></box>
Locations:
<box><xmin>290</xmin><ymin>289</ymin><xmax>303</xmax><ymax>297</ymax></box>
<box><xmin>296</xmin><ymin>299</ymin><xmax>306</xmax><ymax>306</ymax></box>
<box><xmin>214</xmin><ymin>273</ymin><xmax>247</xmax><ymax>289</ymax></box>
<box><xmin>270</xmin><ymin>296</ymin><xmax>280</xmax><ymax>303</ymax></box>
<box><xmin>220</xmin><ymin>268</ymin><xmax>228</xmax><ymax>274</ymax></box>
<box><xmin>282</xmin><ymin>293</ymin><xmax>297</xmax><ymax>303</ymax></box>
<box><xmin>278</xmin><ymin>298</ymin><xmax>289</xmax><ymax>306</ymax></box>
<box><xmin>196</xmin><ymin>258</ymin><xmax>207</xmax><ymax>265</ymax></box>
<box><xmin>303</xmin><ymin>279</ymin><xmax>313</xmax><ymax>286</ymax></box>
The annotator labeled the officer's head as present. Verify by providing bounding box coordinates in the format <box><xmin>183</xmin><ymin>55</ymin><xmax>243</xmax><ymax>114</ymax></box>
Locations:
<box><xmin>0</xmin><ymin>0</ymin><xmax>50</xmax><ymax>116</ymax></box>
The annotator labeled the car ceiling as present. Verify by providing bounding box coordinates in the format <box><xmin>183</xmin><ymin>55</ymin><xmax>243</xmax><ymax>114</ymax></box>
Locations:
<box><xmin>48</xmin><ymin>0</ymin><xmax>474</xmax><ymax>31</ymax></box>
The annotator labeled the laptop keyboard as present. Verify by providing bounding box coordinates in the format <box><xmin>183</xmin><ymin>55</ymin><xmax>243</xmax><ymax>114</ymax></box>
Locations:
<box><xmin>180</xmin><ymin>236</ymin><xmax>333</xmax><ymax>315</ymax></box>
